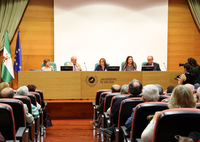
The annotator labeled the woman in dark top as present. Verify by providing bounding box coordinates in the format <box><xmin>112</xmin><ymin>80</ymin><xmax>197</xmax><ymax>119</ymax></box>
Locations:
<box><xmin>178</xmin><ymin>63</ymin><xmax>195</xmax><ymax>85</ymax></box>
<box><xmin>122</xmin><ymin>56</ymin><xmax>137</xmax><ymax>71</ymax></box>
<box><xmin>188</xmin><ymin>57</ymin><xmax>200</xmax><ymax>88</ymax></box>
<box><xmin>94</xmin><ymin>58</ymin><xmax>108</xmax><ymax>71</ymax></box>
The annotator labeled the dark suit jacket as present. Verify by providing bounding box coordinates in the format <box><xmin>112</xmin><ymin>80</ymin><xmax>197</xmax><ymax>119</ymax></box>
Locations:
<box><xmin>94</xmin><ymin>64</ymin><xmax>109</xmax><ymax>71</ymax></box>
<box><xmin>143</xmin><ymin>62</ymin><xmax>161</xmax><ymax>71</ymax></box>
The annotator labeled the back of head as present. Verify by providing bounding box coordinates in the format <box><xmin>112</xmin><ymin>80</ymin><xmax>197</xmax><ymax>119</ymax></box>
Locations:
<box><xmin>111</xmin><ymin>84</ymin><xmax>121</xmax><ymax>93</ymax></box>
<box><xmin>184</xmin><ymin>84</ymin><xmax>195</xmax><ymax>93</ymax></box>
<box><xmin>0</xmin><ymin>82</ymin><xmax>10</xmax><ymax>92</ymax></box>
<box><xmin>167</xmin><ymin>85</ymin><xmax>175</xmax><ymax>93</ymax></box>
<box><xmin>188</xmin><ymin>57</ymin><xmax>198</xmax><ymax>67</ymax></box>
<box><xmin>155</xmin><ymin>84</ymin><xmax>163</xmax><ymax>95</ymax></box>
<box><xmin>184</xmin><ymin>63</ymin><xmax>193</xmax><ymax>75</ymax></box>
<box><xmin>143</xmin><ymin>84</ymin><xmax>159</xmax><ymax>102</ymax></box>
<box><xmin>129</xmin><ymin>79</ymin><xmax>142</xmax><ymax>96</ymax></box>
<box><xmin>16</xmin><ymin>86</ymin><xmax>29</xmax><ymax>96</ymax></box>
<box><xmin>120</xmin><ymin>84</ymin><xmax>129</xmax><ymax>94</ymax></box>
<box><xmin>0</xmin><ymin>87</ymin><xmax>14</xmax><ymax>98</ymax></box>
<box><xmin>27</xmin><ymin>84</ymin><xmax>36</xmax><ymax>92</ymax></box>
<box><xmin>168</xmin><ymin>85</ymin><xmax>196</xmax><ymax>109</ymax></box>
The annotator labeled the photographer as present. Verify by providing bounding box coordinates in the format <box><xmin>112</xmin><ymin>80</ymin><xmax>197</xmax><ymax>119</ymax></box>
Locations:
<box><xmin>188</xmin><ymin>58</ymin><xmax>200</xmax><ymax>89</ymax></box>
<box><xmin>178</xmin><ymin>63</ymin><xmax>195</xmax><ymax>85</ymax></box>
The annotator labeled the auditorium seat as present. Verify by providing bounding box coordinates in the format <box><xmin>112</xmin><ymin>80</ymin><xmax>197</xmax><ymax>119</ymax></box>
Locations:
<box><xmin>29</xmin><ymin>92</ymin><xmax>44</xmax><ymax>136</ymax></box>
<box><xmin>152</xmin><ymin>108</ymin><xmax>200</xmax><ymax>142</ymax></box>
<box><xmin>0</xmin><ymin>99</ymin><xmax>29</xmax><ymax>142</ymax></box>
<box><xmin>41</xmin><ymin>62</ymin><xmax>57</xmax><ymax>71</ymax></box>
<box><xmin>158</xmin><ymin>95</ymin><xmax>170</xmax><ymax>102</ymax></box>
<box><xmin>64</xmin><ymin>61</ymin><xmax>69</xmax><ymax>65</ymax></box>
<box><xmin>161</xmin><ymin>98</ymin><xmax>171</xmax><ymax>103</ymax></box>
<box><xmin>27</xmin><ymin>93</ymin><xmax>41</xmax><ymax>141</ymax></box>
<box><xmin>92</xmin><ymin>89</ymin><xmax>111</xmax><ymax>122</ymax></box>
<box><xmin>0</xmin><ymin>103</ymin><xmax>26</xmax><ymax>142</ymax></box>
<box><xmin>115</xmin><ymin>98</ymin><xmax>144</xmax><ymax>142</ymax></box>
<box><xmin>14</xmin><ymin>95</ymin><xmax>36</xmax><ymax>142</ymax></box>
<box><xmin>124</xmin><ymin>102</ymin><xmax>168</xmax><ymax>142</ymax></box>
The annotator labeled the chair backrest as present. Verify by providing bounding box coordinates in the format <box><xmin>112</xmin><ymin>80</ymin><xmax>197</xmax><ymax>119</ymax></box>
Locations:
<box><xmin>64</xmin><ymin>61</ymin><xmax>70</xmax><ymax>65</ymax></box>
<box><xmin>121</xmin><ymin>61</ymin><xmax>125</xmax><ymax>71</ymax></box>
<box><xmin>158</xmin><ymin>95</ymin><xmax>170</xmax><ymax>102</ymax></box>
<box><xmin>118</xmin><ymin>98</ymin><xmax>143</xmax><ymax>128</ymax></box>
<box><xmin>95</xmin><ymin>89</ymin><xmax>111</xmax><ymax>105</ymax></box>
<box><xmin>0</xmin><ymin>103</ymin><xmax>16</xmax><ymax>141</ymax></box>
<box><xmin>28</xmin><ymin>93</ymin><xmax>37</xmax><ymax>106</ymax></box>
<box><xmin>130</xmin><ymin>102</ymin><xmax>168</xmax><ymax>142</ymax></box>
<box><xmin>161</xmin><ymin>98</ymin><xmax>171</xmax><ymax>103</ymax></box>
<box><xmin>94</xmin><ymin>63</ymin><xmax>110</xmax><ymax>69</ymax></box>
<box><xmin>99</xmin><ymin>92</ymin><xmax>111</xmax><ymax>105</ymax></box>
<box><xmin>41</xmin><ymin>62</ymin><xmax>57</xmax><ymax>71</ymax></box>
<box><xmin>0</xmin><ymin>99</ymin><xmax>26</xmax><ymax>130</ymax></box>
<box><xmin>153</xmin><ymin>108</ymin><xmax>200</xmax><ymax>142</ymax></box>
<box><xmin>196</xmin><ymin>103</ymin><xmax>200</xmax><ymax>109</ymax></box>
<box><xmin>14</xmin><ymin>95</ymin><xmax>32</xmax><ymax>114</ymax></box>
<box><xmin>103</xmin><ymin>93</ymin><xmax>121</xmax><ymax>112</ymax></box>
<box><xmin>30</xmin><ymin>92</ymin><xmax>41</xmax><ymax>105</ymax></box>
<box><xmin>35</xmin><ymin>90</ymin><xmax>44</xmax><ymax>100</ymax></box>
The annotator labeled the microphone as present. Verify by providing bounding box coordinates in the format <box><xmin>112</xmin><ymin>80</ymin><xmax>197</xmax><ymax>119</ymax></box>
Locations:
<box><xmin>84</xmin><ymin>62</ymin><xmax>87</xmax><ymax>71</ymax></box>
<box><xmin>163</xmin><ymin>63</ymin><xmax>167</xmax><ymax>71</ymax></box>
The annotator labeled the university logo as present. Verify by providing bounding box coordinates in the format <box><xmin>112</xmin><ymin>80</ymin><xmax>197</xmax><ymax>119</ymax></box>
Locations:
<box><xmin>85</xmin><ymin>76</ymin><xmax>98</xmax><ymax>86</ymax></box>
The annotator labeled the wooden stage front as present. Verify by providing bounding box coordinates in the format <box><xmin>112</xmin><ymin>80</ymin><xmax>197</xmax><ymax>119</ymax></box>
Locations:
<box><xmin>19</xmin><ymin>71</ymin><xmax>182</xmax><ymax>99</ymax></box>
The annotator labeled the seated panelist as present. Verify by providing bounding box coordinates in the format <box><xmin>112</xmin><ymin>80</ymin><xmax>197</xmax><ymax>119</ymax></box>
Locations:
<box><xmin>94</xmin><ymin>58</ymin><xmax>108</xmax><ymax>71</ymax></box>
<box><xmin>122</xmin><ymin>56</ymin><xmax>137</xmax><ymax>71</ymax></box>
<box><xmin>66</xmin><ymin>56</ymin><xmax>82</xmax><ymax>71</ymax></box>
<box><xmin>143</xmin><ymin>56</ymin><xmax>161</xmax><ymax>71</ymax></box>
<box><xmin>41</xmin><ymin>58</ymin><xmax>54</xmax><ymax>71</ymax></box>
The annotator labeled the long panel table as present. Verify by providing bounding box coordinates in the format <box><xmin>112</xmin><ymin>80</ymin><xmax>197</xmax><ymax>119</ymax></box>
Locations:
<box><xmin>18</xmin><ymin>71</ymin><xmax>182</xmax><ymax>99</ymax></box>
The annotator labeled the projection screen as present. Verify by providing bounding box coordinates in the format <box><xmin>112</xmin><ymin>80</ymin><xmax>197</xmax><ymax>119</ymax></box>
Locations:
<box><xmin>54</xmin><ymin>0</ymin><xmax>168</xmax><ymax>71</ymax></box>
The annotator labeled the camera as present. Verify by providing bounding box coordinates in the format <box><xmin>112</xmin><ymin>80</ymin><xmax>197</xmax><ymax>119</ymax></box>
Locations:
<box><xmin>179</xmin><ymin>62</ymin><xmax>188</xmax><ymax>67</ymax></box>
<box><xmin>174</xmin><ymin>75</ymin><xmax>181</xmax><ymax>80</ymax></box>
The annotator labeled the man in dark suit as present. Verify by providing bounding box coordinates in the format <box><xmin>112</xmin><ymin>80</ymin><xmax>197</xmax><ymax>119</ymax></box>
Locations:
<box><xmin>144</xmin><ymin>56</ymin><xmax>161</xmax><ymax>71</ymax></box>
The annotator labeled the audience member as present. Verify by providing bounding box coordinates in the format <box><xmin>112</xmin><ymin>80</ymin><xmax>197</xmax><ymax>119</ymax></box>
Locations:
<box><xmin>94</xmin><ymin>58</ymin><xmax>109</xmax><ymax>71</ymax></box>
<box><xmin>0</xmin><ymin>87</ymin><xmax>34</xmax><ymax>123</ymax></box>
<box><xmin>196</xmin><ymin>87</ymin><xmax>200</xmax><ymax>103</ymax></box>
<box><xmin>65</xmin><ymin>56</ymin><xmax>82</xmax><ymax>71</ymax></box>
<box><xmin>16</xmin><ymin>86</ymin><xmax>39</xmax><ymax>116</ymax></box>
<box><xmin>143</xmin><ymin>56</ymin><xmax>161</xmax><ymax>71</ymax></box>
<box><xmin>141</xmin><ymin>85</ymin><xmax>196</xmax><ymax>142</ymax></box>
<box><xmin>27</xmin><ymin>84</ymin><xmax>43</xmax><ymax>110</ymax></box>
<box><xmin>155</xmin><ymin>84</ymin><xmax>163</xmax><ymax>95</ymax></box>
<box><xmin>106</xmin><ymin>84</ymin><xmax>129</xmax><ymax>115</ymax></box>
<box><xmin>125</xmin><ymin>84</ymin><xmax>159</xmax><ymax>131</ymax></box>
<box><xmin>185</xmin><ymin>83</ymin><xmax>195</xmax><ymax>94</ymax></box>
<box><xmin>0</xmin><ymin>82</ymin><xmax>9</xmax><ymax>92</ymax></box>
<box><xmin>178</xmin><ymin>63</ymin><xmax>195</xmax><ymax>85</ymax></box>
<box><xmin>122</xmin><ymin>56</ymin><xmax>137</xmax><ymax>71</ymax></box>
<box><xmin>187</xmin><ymin>57</ymin><xmax>200</xmax><ymax>89</ymax></box>
<box><xmin>166</xmin><ymin>85</ymin><xmax>175</xmax><ymax>94</ymax></box>
<box><xmin>41</xmin><ymin>58</ymin><xmax>54</xmax><ymax>71</ymax></box>
<box><xmin>100</xmin><ymin>79</ymin><xmax>143</xmax><ymax>137</ymax></box>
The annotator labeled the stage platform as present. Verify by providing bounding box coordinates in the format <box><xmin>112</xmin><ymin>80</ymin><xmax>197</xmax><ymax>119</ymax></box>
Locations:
<box><xmin>45</xmin><ymin>99</ymin><xmax>94</xmax><ymax>119</ymax></box>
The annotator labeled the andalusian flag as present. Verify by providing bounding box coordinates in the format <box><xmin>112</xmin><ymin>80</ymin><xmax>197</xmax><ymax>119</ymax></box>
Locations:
<box><xmin>1</xmin><ymin>31</ymin><xmax>15</xmax><ymax>82</ymax></box>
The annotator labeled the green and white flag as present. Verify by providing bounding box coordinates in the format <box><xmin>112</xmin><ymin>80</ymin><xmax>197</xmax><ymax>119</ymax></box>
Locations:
<box><xmin>1</xmin><ymin>31</ymin><xmax>15</xmax><ymax>82</ymax></box>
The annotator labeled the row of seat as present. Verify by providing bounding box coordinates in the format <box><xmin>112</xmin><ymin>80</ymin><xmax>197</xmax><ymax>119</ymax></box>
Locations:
<box><xmin>0</xmin><ymin>90</ymin><xmax>45</xmax><ymax>142</ymax></box>
<box><xmin>92</xmin><ymin>89</ymin><xmax>200</xmax><ymax>142</ymax></box>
